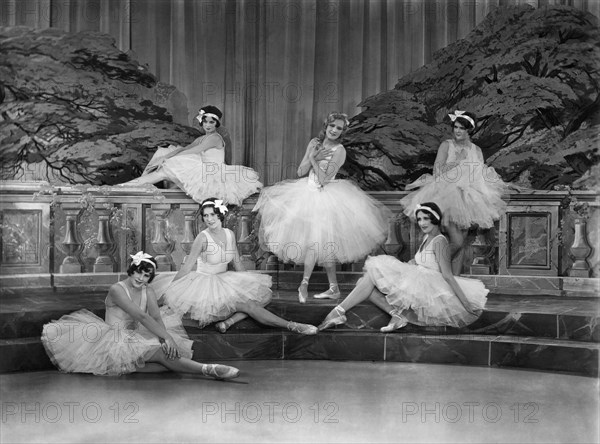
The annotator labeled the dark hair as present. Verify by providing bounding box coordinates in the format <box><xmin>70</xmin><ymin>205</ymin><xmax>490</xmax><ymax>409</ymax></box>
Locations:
<box><xmin>451</xmin><ymin>111</ymin><xmax>477</xmax><ymax>132</ymax></box>
<box><xmin>415</xmin><ymin>202</ymin><xmax>443</xmax><ymax>226</ymax></box>
<box><xmin>199</xmin><ymin>105</ymin><xmax>222</xmax><ymax>128</ymax></box>
<box><xmin>127</xmin><ymin>257</ymin><xmax>157</xmax><ymax>282</ymax></box>
<box><xmin>201</xmin><ymin>197</ymin><xmax>226</xmax><ymax>222</ymax></box>
<box><xmin>317</xmin><ymin>112</ymin><xmax>350</xmax><ymax>142</ymax></box>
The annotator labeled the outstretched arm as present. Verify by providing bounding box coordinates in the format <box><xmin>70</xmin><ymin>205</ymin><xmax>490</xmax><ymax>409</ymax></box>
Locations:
<box><xmin>433</xmin><ymin>237</ymin><xmax>478</xmax><ymax>316</ymax></box>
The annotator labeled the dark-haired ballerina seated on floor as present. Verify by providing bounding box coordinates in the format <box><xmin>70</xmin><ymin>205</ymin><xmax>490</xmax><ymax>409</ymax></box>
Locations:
<box><xmin>318</xmin><ymin>202</ymin><xmax>488</xmax><ymax>332</ymax></box>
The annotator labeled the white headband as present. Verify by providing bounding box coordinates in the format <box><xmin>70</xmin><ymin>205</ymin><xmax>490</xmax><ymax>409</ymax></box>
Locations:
<box><xmin>196</xmin><ymin>109</ymin><xmax>221</xmax><ymax>124</ymax></box>
<box><xmin>130</xmin><ymin>251</ymin><xmax>155</xmax><ymax>268</ymax></box>
<box><xmin>415</xmin><ymin>204</ymin><xmax>440</xmax><ymax>221</ymax></box>
<box><xmin>449</xmin><ymin>110</ymin><xmax>475</xmax><ymax>128</ymax></box>
<box><xmin>202</xmin><ymin>199</ymin><xmax>228</xmax><ymax>214</ymax></box>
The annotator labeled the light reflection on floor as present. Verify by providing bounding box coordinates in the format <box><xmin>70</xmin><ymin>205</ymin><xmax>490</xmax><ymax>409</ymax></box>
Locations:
<box><xmin>1</xmin><ymin>360</ymin><xmax>598</xmax><ymax>443</ymax></box>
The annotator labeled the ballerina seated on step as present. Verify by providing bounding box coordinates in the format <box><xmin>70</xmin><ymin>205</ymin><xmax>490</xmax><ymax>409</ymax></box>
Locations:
<box><xmin>120</xmin><ymin>105</ymin><xmax>262</xmax><ymax>206</ymax></box>
<box><xmin>318</xmin><ymin>202</ymin><xmax>488</xmax><ymax>332</ymax></box>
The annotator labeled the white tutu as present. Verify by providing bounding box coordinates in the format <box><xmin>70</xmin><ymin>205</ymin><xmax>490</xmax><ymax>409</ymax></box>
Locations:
<box><xmin>364</xmin><ymin>255</ymin><xmax>488</xmax><ymax>328</ymax></box>
<box><xmin>253</xmin><ymin>177</ymin><xmax>391</xmax><ymax>265</ymax></box>
<box><xmin>163</xmin><ymin>271</ymin><xmax>272</xmax><ymax>327</ymax></box>
<box><xmin>41</xmin><ymin>306</ymin><xmax>193</xmax><ymax>376</ymax></box>
<box><xmin>162</xmin><ymin>154</ymin><xmax>262</xmax><ymax>206</ymax></box>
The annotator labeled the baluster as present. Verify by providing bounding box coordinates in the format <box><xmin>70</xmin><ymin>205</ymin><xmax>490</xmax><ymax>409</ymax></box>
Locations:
<box><xmin>150</xmin><ymin>204</ymin><xmax>175</xmax><ymax>271</ymax></box>
<box><xmin>236</xmin><ymin>213</ymin><xmax>255</xmax><ymax>270</ymax></box>
<box><xmin>59</xmin><ymin>203</ymin><xmax>83</xmax><ymax>273</ymax></box>
<box><xmin>569</xmin><ymin>218</ymin><xmax>592</xmax><ymax>277</ymax></box>
<box><xmin>470</xmin><ymin>228</ymin><xmax>495</xmax><ymax>275</ymax></box>
<box><xmin>179</xmin><ymin>203</ymin><xmax>200</xmax><ymax>267</ymax></box>
<box><xmin>93</xmin><ymin>204</ymin><xmax>115</xmax><ymax>272</ymax></box>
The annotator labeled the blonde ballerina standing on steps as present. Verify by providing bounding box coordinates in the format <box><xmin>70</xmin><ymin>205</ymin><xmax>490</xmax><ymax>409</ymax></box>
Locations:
<box><xmin>253</xmin><ymin>112</ymin><xmax>391</xmax><ymax>304</ymax></box>
<box><xmin>155</xmin><ymin>198</ymin><xmax>318</xmax><ymax>335</ymax></box>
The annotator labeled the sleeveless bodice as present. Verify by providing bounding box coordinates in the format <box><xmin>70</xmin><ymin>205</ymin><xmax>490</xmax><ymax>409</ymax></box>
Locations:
<box><xmin>104</xmin><ymin>281</ymin><xmax>147</xmax><ymax>329</ymax></box>
<box><xmin>200</xmin><ymin>133</ymin><xmax>225</xmax><ymax>163</ymax></box>
<box><xmin>445</xmin><ymin>139</ymin><xmax>479</xmax><ymax>166</ymax></box>
<box><xmin>414</xmin><ymin>234</ymin><xmax>446</xmax><ymax>272</ymax></box>
<box><xmin>197</xmin><ymin>229</ymin><xmax>235</xmax><ymax>275</ymax></box>
<box><xmin>308</xmin><ymin>143</ymin><xmax>340</xmax><ymax>188</ymax></box>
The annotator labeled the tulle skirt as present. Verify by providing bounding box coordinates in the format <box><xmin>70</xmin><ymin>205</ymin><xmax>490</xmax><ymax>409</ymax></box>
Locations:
<box><xmin>364</xmin><ymin>255</ymin><xmax>488</xmax><ymax>328</ymax></box>
<box><xmin>41</xmin><ymin>306</ymin><xmax>193</xmax><ymax>376</ymax></box>
<box><xmin>161</xmin><ymin>154</ymin><xmax>262</xmax><ymax>206</ymax></box>
<box><xmin>401</xmin><ymin>163</ymin><xmax>508</xmax><ymax>229</ymax></box>
<box><xmin>162</xmin><ymin>271</ymin><xmax>273</xmax><ymax>327</ymax></box>
<box><xmin>253</xmin><ymin>177</ymin><xmax>392</xmax><ymax>265</ymax></box>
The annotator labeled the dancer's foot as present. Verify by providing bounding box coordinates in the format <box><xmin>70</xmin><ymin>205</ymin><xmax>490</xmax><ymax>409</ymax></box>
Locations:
<box><xmin>314</xmin><ymin>284</ymin><xmax>341</xmax><ymax>300</ymax></box>
<box><xmin>298</xmin><ymin>278</ymin><xmax>309</xmax><ymax>304</ymax></box>
<box><xmin>215</xmin><ymin>317</ymin><xmax>236</xmax><ymax>334</ymax></box>
<box><xmin>318</xmin><ymin>306</ymin><xmax>346</xmax><ymax>331</ymax></box>
<box><xmin>201</xmin><ymin>364</ymin><xmax>240</xmax><ymax>380</ymax></box>
<box><xmin>287</xmin><ymin>321</ymin><xmax>318</xmax><ymax>335</ymax></box>
<box><xmin>380</xmin><ymin>310</ymin><xmax>408</xmax><ymax>332</ymax></box>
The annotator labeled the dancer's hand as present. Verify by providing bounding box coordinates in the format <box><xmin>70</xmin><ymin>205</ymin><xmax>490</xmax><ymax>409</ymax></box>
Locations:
<box><xmin>314</xmin><ymin>145</ymin><xmax>334</xmax><ymax>161</ymax></box>
<box><xmin>161</xmin><ymin>336</ymin><xmax>180</xmax><ymax>360</ymax></box>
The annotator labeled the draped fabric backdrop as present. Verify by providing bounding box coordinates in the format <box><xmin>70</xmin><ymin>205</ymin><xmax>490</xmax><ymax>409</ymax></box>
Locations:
<box><xmin>1</xmin><ymin>0</ymin><xmax>598</xmax><ymax>184</ymax></box>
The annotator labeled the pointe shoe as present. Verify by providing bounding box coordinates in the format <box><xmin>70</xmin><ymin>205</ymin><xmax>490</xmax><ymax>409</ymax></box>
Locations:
<box><xmin>380</xmin><ymin>313</ymin><xmax>408</xmax><ymax>332</ymax></box>
<box><xmin>215</xmin><ymin>318</ymin><xmax>235</xmax><ymax>334</ymax></box>
<box><xmin>202</xmin><ymin>364</ymin><xmax>240</xmax><ymax>380</ymax></box>
<box><xmin>314</xmin><ymin>285</ymin><xmax>341</xmax><ymax>300</ymax></box>
<box><xmin>287</xmin><ymin>321</ymin><xmax>318</xmax><ymax>335</ymax></box>
<box><xmin>317</xmin><ymin>307</ymin><xmax>347</xmax><ymax>331</ymax></box>
<box><xmin>298</xmin><ymin>278</ymin><xmax>309</xmax><ymax>304</ymax></box>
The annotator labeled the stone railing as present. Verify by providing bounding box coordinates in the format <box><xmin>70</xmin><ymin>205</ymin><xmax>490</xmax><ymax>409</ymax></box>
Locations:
<box><xmin>0</xmin><ymin>181</ymin><xmax>598</xmax><ymax>294</ymax></box>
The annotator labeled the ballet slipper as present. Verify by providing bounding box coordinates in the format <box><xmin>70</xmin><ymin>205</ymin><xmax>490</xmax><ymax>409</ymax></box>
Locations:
<box><xmin>201</xmin><ymin>364</ymin><xmax>240</xmax><ymax>380</ymax></box>
<box><xmin>317</xmin><ymin>306</ymin><xmax>347</xmax><ymax>331</ymax></box>
<box><xmin>215</xmin><ymin>317</ymin><xmax>236</xmax><ymax>334</ymax></box>
<box><xmin>314</xmin><ymin>284</ymin><xmax>341</xmax><ymax>300</ymax></box>
<box><xmin>298</xmin><ymin>278</ymin><xmax>309</xmax><ymax>304</ymax></box>
<box><xmin>286</xmin><ymin>321</ymin><xmax>318</xmax><ymax>335</ymax></box>
<box><xmin>380</xmin><ymin>310</ymin><xmax>408</xmax><ymax>332</ymax></box>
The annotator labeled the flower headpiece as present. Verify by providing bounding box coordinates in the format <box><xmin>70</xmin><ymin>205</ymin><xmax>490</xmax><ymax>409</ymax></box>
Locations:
<box><xmin>130</xmin><ymin>251</ymin><xmax>155</xmax><ymax>268</ymax></box>
<box><xmin>415</xmin><ymin>204</ymin><xmax>441</xmax><ymax>222</ymax></box>
<box><xmin>202</xmin><ymin>199</ymin><xmax>228</xmax><ymax>214</ymax></box>
<box><xmin>196</xmin><ymin>106</ymin><xmax>222</xmax><ymax>124</ymax></box>
<box><xmin>448</xmin><ymin>110</ymin><xmax>475</xmax><ymax>129</ymax></box>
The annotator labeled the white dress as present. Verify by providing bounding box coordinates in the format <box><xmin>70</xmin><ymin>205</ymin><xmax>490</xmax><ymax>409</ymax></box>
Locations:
<box><xmin>162</xmin><ymin>228</ymin><xmax>272</xmax><ymax>327</ymax></box>
<box><xmin>253</xmin><ymin>143</ymin><xmax>392</xmax><ymax>265</ymax></box>
<box><xmin>400</xmin><ymin>139</ymin><xmax>508</xmax><ymax>229</ymax></box>
<box><xmin>41</xmin><ymin>282</ymin><xmax>193</xmax><ymax>376</ymax></box>
<box><xmin>364</xmin><ymin>234</ymin><xmax>488</xmax><ymax>328</ymax></box>
<box><xmin>156</xmin><ymin>133</ymin><xmax>262</xmax><ymax>205</ymax></box>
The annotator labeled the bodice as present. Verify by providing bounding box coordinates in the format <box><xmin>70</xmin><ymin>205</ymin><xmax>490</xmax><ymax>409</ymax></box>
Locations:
<box><xmin>104</xmin><ymin>281</ymin><xmax>147</xmax><ymax>329</ymax></box>
<box><xmin>445</xmin><ymin>139</ymin><xmax>479</xmax><ymax>166</ymax></box>
<box><xmin>308</xmin><ymin>143</ymin><xmax>340</xmax><ymax>188</ymax></box>
<box><xmin>200</xmin><ymin>133</ymin><xmax>225</xmax><ymax>163</ymax></box>
<box><xmin>197</xmin><ymin>229</ymin><xmax>235</xmax><ymax>274</ymax></box>
<box><xmin>414</xmin><ymin>234</ymin><xmax>446</xmax><ymax>272</ymax></box>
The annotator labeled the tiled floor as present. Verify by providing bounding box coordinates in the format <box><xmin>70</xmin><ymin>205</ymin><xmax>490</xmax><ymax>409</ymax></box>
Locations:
<box><xmin>1</xmin><ymin>360</ymin><xmax>598</xmax><ymax>443</ymax></box>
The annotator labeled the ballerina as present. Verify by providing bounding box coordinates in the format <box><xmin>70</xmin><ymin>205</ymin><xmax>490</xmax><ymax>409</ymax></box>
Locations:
<box><xmin>120</xmin><ymin>105</ymin><xmax>262</xmax><ymax>206</ymax></box>
<box><xmin>253</xmin><ymin>112</ymin><xmax>391</xmax><ymax>303</ymax></box>
<box><xmin>41</xmin><ymin>252</ymin><xmax>239</xmax><ymax>380</ymax></box>
<box><xmin>319</xmin><ymin>202</ymin><xmax>488</xmax><ymax>332</ymax></box>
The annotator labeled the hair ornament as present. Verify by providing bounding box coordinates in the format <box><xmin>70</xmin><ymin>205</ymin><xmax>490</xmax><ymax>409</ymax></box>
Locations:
<box><xmin>202</xmin><ymin>199</ymin><xmax>228</xmax><ymax>214</ymax></box>
<box><xmin>415</xmin><ymin>203</ymin><xmax>441</xmax><ymax>221</ymax></box>
<box><xmin>130</xmin><ymin>251</ymin><xmax>155</xmax><ymax>267</ymax></box>
<box><xmin>196</xmin><ymin>109</ymin><xmax>221</xmax><ymax>124</ymax></box>
<box><xmin>448</xmin><ymin>110</ymin><xmax>475</xmax><ymax>128</ymax></box>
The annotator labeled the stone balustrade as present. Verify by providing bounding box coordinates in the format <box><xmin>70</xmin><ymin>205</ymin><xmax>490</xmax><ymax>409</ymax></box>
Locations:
<box><xmin>0</xmin><ymin>181</ymin><xmax>598</xmax><ymax>295</ymax></box>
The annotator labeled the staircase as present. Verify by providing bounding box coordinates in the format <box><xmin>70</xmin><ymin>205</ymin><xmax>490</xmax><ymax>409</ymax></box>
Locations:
<box><xmin>1</xmin><ymin>272</ymin><xmax>598</xmax><ymax>377</ymax></box>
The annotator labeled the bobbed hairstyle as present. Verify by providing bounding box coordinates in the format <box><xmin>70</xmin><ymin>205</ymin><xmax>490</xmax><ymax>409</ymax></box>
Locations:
<box><xmin>415</xmin><ymin>202</ymin><xmax>443</xmax><ymax>226</ymax></box>
<box><xmin>127</xmin><ymin>256</ymin><xmax>157</xmax><ymax>282</ymax></box>
<box><xmin>201</xmin><ymin>197</ymin><xmax>227</xmax><ymax>222</ymax></box>
<box><xmin>451</xmin><ymin>111</ymin><xmax>477</xmax><ymax>132</ymax></box>
<box><xmin>199</xmin><ymin>105</ymin><xmax>222</xmax><ymax>128</ymax></box>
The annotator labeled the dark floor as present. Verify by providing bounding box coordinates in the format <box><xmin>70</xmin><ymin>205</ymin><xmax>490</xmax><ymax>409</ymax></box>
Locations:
<box><xmin>1</xmin><ymin>360</ymin><xmax>598</xmax><ymax>443</ymax></box>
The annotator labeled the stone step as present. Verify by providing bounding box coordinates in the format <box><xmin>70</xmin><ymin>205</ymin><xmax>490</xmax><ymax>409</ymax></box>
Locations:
<box><xmin>2</xmin><ymin>332</ymin><xmax>598</xmax><ymax>377</ymax></box>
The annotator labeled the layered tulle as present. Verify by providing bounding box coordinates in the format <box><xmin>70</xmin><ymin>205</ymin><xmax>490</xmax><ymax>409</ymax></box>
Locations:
<box><xmin>401</xmin><ymin>162</ymin><xmax>509</xmax><ymax>229</ymax></box>
<box><xmin>41</xmin><ymin>306</ymin><xmax>193</xmax><ymax>376</ymax></box>
<box><xmin>364</xmin><ymin>255</ymin><xmax>488</xmax><ymax>328</ymax></box>
<box><xmin>253</xmin><ymin>177</ymin><xmax>392</xmax><ymax>265</ymax></box>
<box><xmin>161</xmin><ymin>154</ymin><xmax>262</xmax><ymax>206</ymax></box>
<box><xmin>162</xmin><ymin>271</ymin><xmax>272</xmax><ymax>327</ymax></box>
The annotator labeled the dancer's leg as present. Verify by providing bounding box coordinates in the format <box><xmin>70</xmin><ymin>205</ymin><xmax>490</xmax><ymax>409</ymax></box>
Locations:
<box><xmin>446</xmin><ymin>223</ymin><xmax>466</xmax><ymax>275</ymax></box>
<box><xmin>235</xmin><ymin>301</ymin><xmax>317</xmax><ymax>335</ymax></box>
<box><xmin>215</xmin><ymin>312</ymin><xmax>249</xmax><ymax>333</ymax></box>
<box><xmin>318</xmin><ymin>275</ymin><xmax>377</xmax><ymax>330</ymax></box>
<box><xmin>121</xmin><ymin>170</ymin><xmax>168</xmax><ymax>186</ymax></box>
<box><xmin>314</xmin><ymin>264</ymin><xmax>341</xmax><ymax>299</ymax></box>
<box><xmin>148</xmin><ymin>349</ymin><xmax>239</xmax><ymax>379</ymax></box>
<box><xmin>298</xmin><ymin>257</ymin><xmax>316</xmax><ymax>303</ymax></box>
<box><xmin>368</xmin><ymin>291</ymin><xmax>410</xmax><ymax>332</ymax></box>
